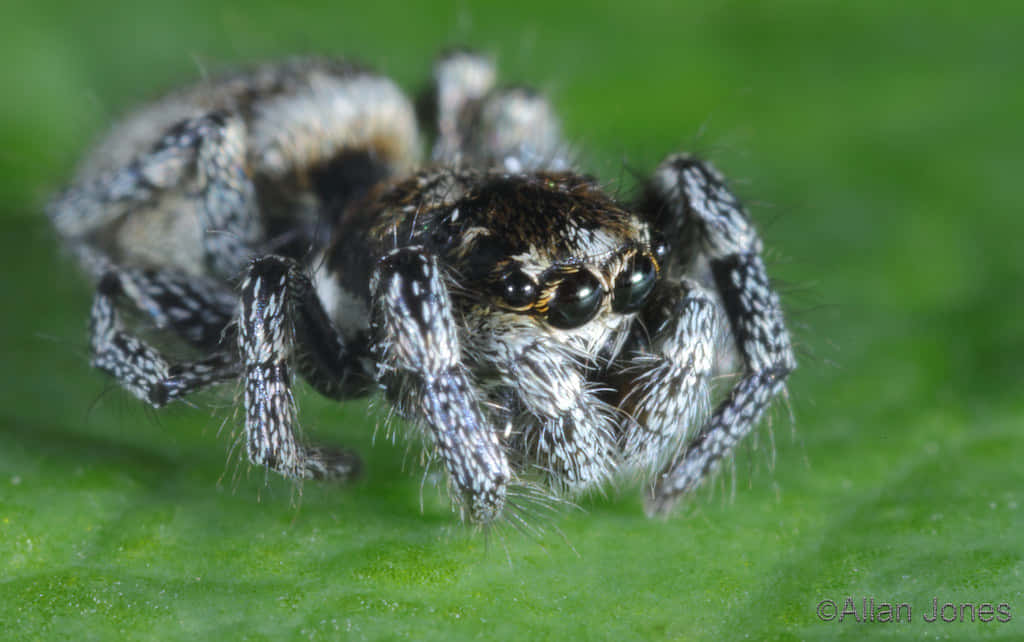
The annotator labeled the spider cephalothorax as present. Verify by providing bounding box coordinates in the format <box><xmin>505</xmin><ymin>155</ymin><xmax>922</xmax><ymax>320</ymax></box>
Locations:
<box><xmin>49</xmin><ymin>51</ymin><xmax>795</xmax><ymax>524</ymax></box>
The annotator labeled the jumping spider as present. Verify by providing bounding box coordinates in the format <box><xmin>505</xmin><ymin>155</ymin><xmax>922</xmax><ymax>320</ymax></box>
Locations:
<box><xmin>49</xmin><ymin>52</ymin><xmax>796</xmax><ymax>524</ymax></box>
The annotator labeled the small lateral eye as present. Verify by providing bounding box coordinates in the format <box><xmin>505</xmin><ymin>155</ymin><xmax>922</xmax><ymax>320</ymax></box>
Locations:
<box><xmin>650</xmin><ymin>234</ymin><xmax>669</xmax><ymax>263</ymax></box>
<box><xmin>497</xmin><ymin>269</ymin><xmax>537</xmax><ymax>308</ymax></box>
<box><xmin>612</xmin><ymin>254</ymin><xmax>658</xmax><ymax>313</ymax></box>
<box><xmin>547</xmin><ymin>270</ymin><xmax>604</xmax><ymax>329</ymax></box>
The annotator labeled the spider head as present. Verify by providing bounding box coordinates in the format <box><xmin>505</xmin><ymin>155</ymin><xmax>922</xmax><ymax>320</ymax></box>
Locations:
<box><xmin>439</xmin><ymin>172</ymin><xmax>664</xmax><ymax>334</ymax></box>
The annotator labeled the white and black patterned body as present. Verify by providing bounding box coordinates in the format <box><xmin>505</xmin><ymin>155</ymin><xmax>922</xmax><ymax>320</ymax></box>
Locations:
<box><xmin>50</xmin><ymin>52</ymin><xmax>795</xmax><ymax>523</ymax></box>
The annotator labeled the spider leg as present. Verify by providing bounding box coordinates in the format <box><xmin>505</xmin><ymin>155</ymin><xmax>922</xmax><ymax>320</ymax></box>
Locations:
<box><xmin>371</xmin><ymin>247</ymin><xmax>510</xmax><ymax>523</ymax></box>
<box><xmin>496</xmin><ymin>333</ymin><xmax>618</xmax><ymax>493</ymax></box>
<box><xmin>427</xmin><ymin>51</ymin><xmax>568</xmax><ymax>172</ymax></box>
<box><xmin>89</xmin><ymin>268</ymin><xmax>239</xmax><ymax>407</ymax></box>
<box><xmin>427</xmin><ymin>50</ymin><xmax>496</xmax><ymax>164</ymax></box>
<box><xmin>49</xmin><ymin>112</ymin><xmax>261</xmax><ymax>280</ymax></box>
<box><xmin>643</xmin><ymin>154</ymin><xmax>797</xmax><ymax>514</ymax></box>
<box><xmin>87</xmin><ymin>249</ymin><xmax>237</xmax><ymax>346</ymax></box>
<box><xmin>612</xmin><ymin>280</ymin><xmax>719</xmax><ymax>472</ymax></box>
<box><xmin>238</xmin><ymin>256</ymin><xmax>367</xmax><ymax>481</ymax></box>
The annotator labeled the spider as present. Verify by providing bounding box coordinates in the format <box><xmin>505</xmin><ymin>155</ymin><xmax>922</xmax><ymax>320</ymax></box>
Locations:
<box><xmin>48</xmin><ymin>52</ymin><xmax>796</xmax><ymax>524</ymax></box>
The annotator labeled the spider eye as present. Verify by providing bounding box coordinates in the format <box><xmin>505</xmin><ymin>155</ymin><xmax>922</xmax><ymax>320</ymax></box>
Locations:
<box><xmin>546</xmin><ymin>270</ymin><xmax>604</xmax><ymax>329</ymax></box>
<box><xmin>497</xmin><ymin>269</ymin><xmax>537</xmax><ymax>309</ymax></box>
<box><xmin>612</xmin><ymin>254</ymin><xmax>657</xmax><ymax>313</ymax></box>
<box><xmin>651</xmin><ymin>235</ymin><xmax>669</xmax><ymax>263</ymax></box>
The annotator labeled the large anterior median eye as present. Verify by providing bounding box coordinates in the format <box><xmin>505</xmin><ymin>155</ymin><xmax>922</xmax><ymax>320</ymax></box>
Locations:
<box><xmin>612</xmin><ymin>254</ymin><xmax>657</xmax><ymax>313</ymax></box>
<box><xmin>546</xmin><ymin>270</ymin><xmax>604</xmax><ymax>329</ymax></box>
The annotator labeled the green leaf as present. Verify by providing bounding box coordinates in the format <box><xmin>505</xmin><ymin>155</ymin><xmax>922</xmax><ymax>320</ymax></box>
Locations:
<box><xmin>2</xmin><ymin>1</ymin><xmax>1021</xmax><ymax>639</ymax></box>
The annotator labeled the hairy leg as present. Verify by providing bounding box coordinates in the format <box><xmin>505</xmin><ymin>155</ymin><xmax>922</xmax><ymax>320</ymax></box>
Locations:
<box><xmin>427</xmin><ymin>51</ymin><xmax>568</xmax><ymax>172</ymax></box>
<box><xmin>612</xmin><ymin>280</ymin><xmax>719</xmax><ymax>473</ymax></box>
<box><xmin>238</xmin><ymin>256</ymin><xmax>365</xmax><ymax>481</ymax></box>
<box><xmin>89</xmin><ymin>268</ymin><xmax>239</xmax><ymax>406</ymax></box>
<box><xmin>49</xmin><ymin>112</ymin><xmax>262</xmax><ymax>280</ymax></box>
<box><xmin>642</xmin><ymin>155</ymin><xmax>796</xmax><ymax>514</ymax></box>
<box><xmin>371</xmin><ymin>246</ymin><xmax>510</xmax><ymax>523</ymax></box>
<box><xmin>496</xmin><ymin>332</ymin><xmax>619</xmax><ymax>493</ymax></box>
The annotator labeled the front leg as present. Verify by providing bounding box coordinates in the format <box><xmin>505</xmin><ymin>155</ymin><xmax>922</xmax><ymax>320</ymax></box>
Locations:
<box><xmin>644</xmin><ymin>155</ymin><xmax>797</xmax><ymax>514</ymax></box>
<box><xmin>371</xmin><ymin>247</ymin><xmax>510</xmax><ymax>523</ymax></box>
<box><xmin>238</xmin><ymin>256</ymin><xmax>364</xmax><ymax>481</ymax></box>
<box><xmin>497</xmin><ymin>334</ymin><xmax>618</xmax><ymax>493</ymax></box>
<box><xmin>613</xmin><ymin>280</ymin><xmax>719</xmax><ymax>472</ymax></box>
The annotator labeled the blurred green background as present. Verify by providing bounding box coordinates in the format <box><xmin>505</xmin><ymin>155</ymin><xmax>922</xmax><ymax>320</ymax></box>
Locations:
<box><xmin>1</xmin><ymin>0</ymin><xmax>1021</xmax><ymax>639</ymax></box>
